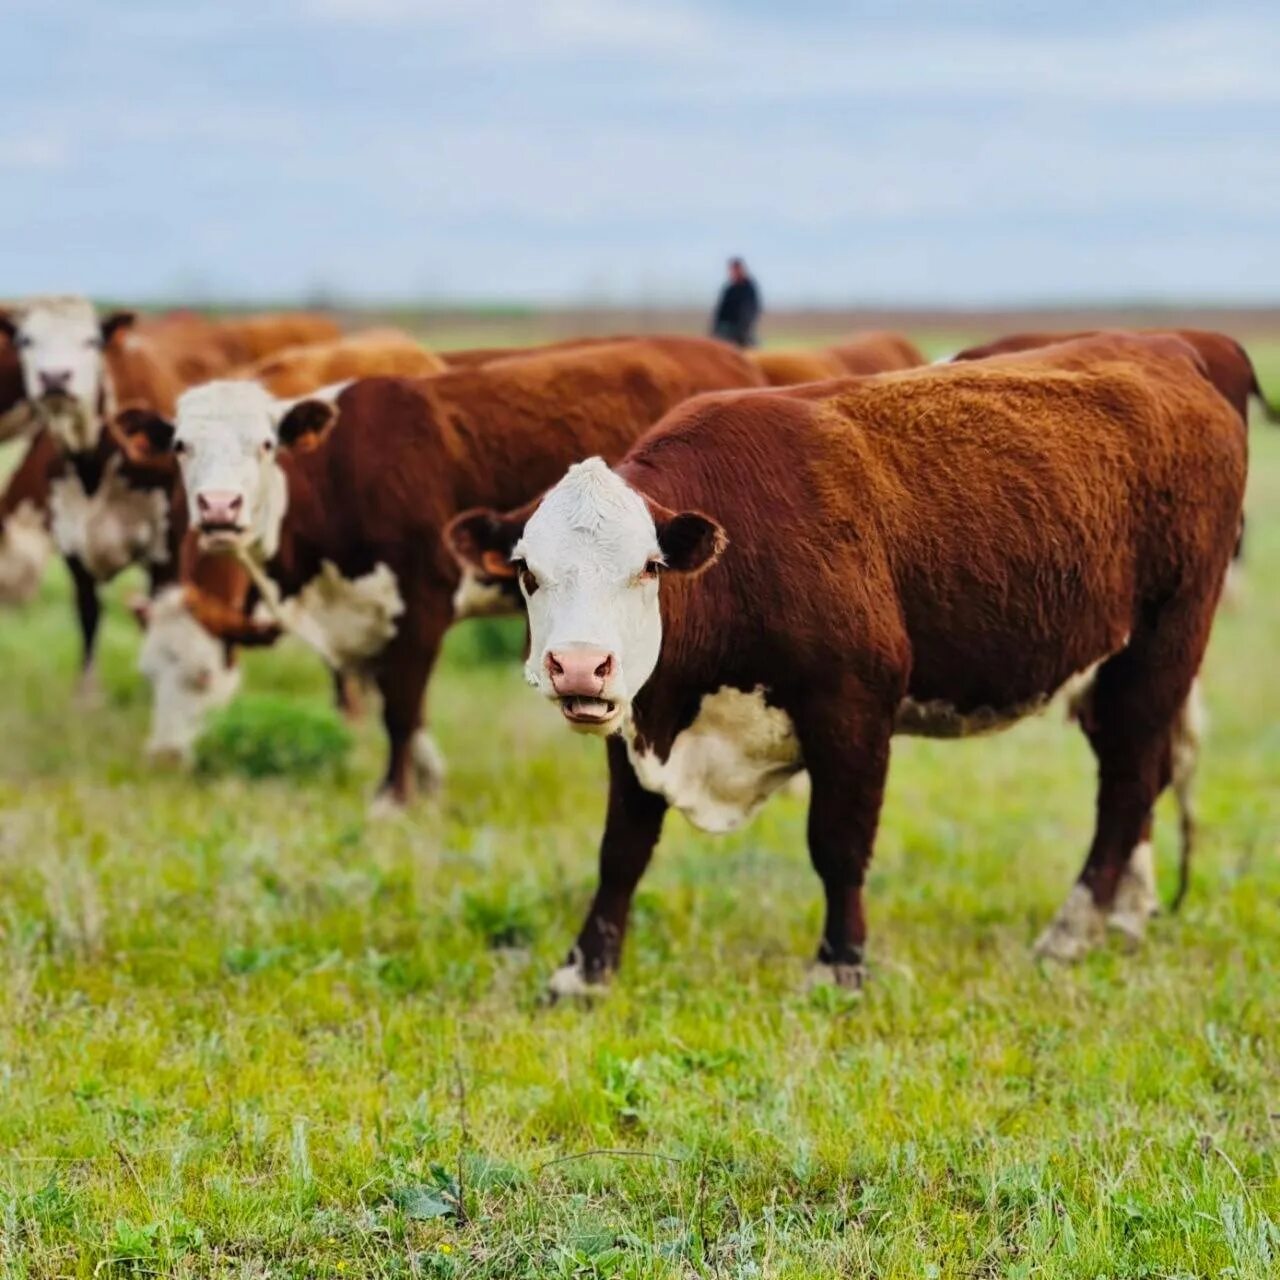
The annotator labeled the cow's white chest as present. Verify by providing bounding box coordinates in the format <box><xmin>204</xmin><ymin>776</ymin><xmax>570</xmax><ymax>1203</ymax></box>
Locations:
<box><xmin>49</xmin><ymin>466</ymin><xmax>169</xmax><ymax>581</ymax></box>
<box><xmin>278</xmin><ymin>560</ymin><xmax>405</xmax><ymax>670</ymax></box>
<box><xmin>625</xmin><ymin>685</ymin><xmax>803</xmax><ymax>834</ymax></box>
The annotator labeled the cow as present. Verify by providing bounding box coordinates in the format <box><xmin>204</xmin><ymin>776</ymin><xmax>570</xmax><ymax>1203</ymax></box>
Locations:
<box><xmin>120</xmin><ymin>336</ymin><xmax>766</xmax><ymax>805</ymax></box>
<box><xmin>240</xmin><ymin>328</ymin><xmax>445</xmax><ymax>396</ymax></box>
<box><xmin>446</xmin><ymin>334</ymin><xmax>1245</xmax><ymax>996</ymax></box>
<box><xmin>438</xmin><ymin>336</ymin><xmax>633</xmax><ymax>370</ymax></box>
<box><xmin>205</xmin><ymin>312</ymin><xmax>341</xmax><ymax>366</ymax></box>
<box><xmin>951</xmin><ymin>329</ymin><xmax>1279</xmax><ymax>425</ymax></box>
<box><xmin>750</xmin><ymin>332</ymin><xmax>925</xmax><ymax>386</ymax></box>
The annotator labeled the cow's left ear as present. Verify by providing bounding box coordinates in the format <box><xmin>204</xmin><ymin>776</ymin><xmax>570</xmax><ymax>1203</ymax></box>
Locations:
<box><xmin>115</xmin><ymin>406</ymin><xmax>176</xmax><ymax>457</ymax></box>
<box><xmin>445</xmin><ymin>507</ymin><xmax>530</xmax><ymax>580</ymax></box>
<box><xmin>276</xmin><ymin>398</ymin><xmax>338</xmax><ymax>452</ymax></box>
<box><xmin>0</xmin><ymin>311</ymin><xmax>17</xmax><ymax>344</ymax></box>
<box><xmin>101</xmin><ymin>311</ymin><xmax>137</xmax><ymax>346</ymax></box>
<box><xmin>653</xmin><ymin>506</ymin><xmax>727</xmax><ymax>577</ymax></box>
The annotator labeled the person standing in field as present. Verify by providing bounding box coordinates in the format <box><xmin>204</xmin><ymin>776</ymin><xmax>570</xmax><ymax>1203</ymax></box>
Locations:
<box><xmin>710</xmin><ymin>257</ymin><xmax>761</xmax><ymax>347</ymax></box>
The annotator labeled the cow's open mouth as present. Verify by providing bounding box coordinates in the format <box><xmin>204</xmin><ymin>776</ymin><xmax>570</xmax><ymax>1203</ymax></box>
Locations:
<box><xmin>558</xmin><ymin>695</ymin><xmax>619</xmax><ymax>725</ymax></box>
<box><xmin>197</xmin><ymin>524</ymin><xmax>247</xmax><ymax>550</ymax></box>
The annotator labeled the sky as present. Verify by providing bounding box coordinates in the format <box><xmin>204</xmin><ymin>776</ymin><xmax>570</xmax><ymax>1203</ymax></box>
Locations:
<box><xmin>3</xmin><ymin>0</ymin><xmax>1278</xmax><ymax>306</ymax></box>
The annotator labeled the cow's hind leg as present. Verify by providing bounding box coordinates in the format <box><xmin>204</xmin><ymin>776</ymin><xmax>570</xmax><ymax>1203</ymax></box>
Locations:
<box><xmin>1036</xmin><ymin>622</ymin><xmax>1205</xmax><ymax>962</ymax></box>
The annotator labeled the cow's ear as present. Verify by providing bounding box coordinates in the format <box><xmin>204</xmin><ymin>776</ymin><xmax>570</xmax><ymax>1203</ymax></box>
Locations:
<box><xmin>445</xmin><ymin>507</ymin><xmax>528</xmax><ymax>579</ymax></box>
<box><xmin>653</xmin><ymin>507</ymin><xmax>727</xmax><ymax>577</ymax></box>
<box><xmin>115</xmin><ymin>407</ymin><xmax>176</xmax><ymax>458</ymax></box>
<box><xmin>101</xmin><ymin>311</ymin><xmax>137</xmax><ymax>346</ymax></box>
<box><xmin>0</xmin><ymin>311</ymin><xmax>16</xmax><ymax>344</ymax></box>
<box><xmin>277</xmin><ymin>398</ymin><xmax>337</xmax><ymax>452</ymax></box>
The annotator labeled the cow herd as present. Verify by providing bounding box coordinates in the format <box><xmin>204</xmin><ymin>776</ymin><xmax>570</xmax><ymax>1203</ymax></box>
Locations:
<box><xmin>0</xmin><ymin>297</ymin><xmax>1267</xmax><ymax>996</ymax></box>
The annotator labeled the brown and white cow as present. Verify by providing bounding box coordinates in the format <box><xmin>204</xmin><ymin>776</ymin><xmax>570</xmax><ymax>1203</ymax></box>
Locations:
<box><xmin>124</xmin><ymin>336</ymin><xmax>765</xmax><ymax>804</ymax></box>
<box><xmin>448</xmin><ymin>334</ymin><xmax>1245</xmax><ymax>995</ymax></box>
<box><xmin>749</xmin><ymin>332</ymin><xmax>925</xmax><ymax>386</ymax></box>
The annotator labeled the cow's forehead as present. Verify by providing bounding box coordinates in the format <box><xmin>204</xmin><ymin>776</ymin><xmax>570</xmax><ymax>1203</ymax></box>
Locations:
<box><xmin>176</xmin><ymin>381</ymin><xmax>277</xmax><ymax>440</ymax></box>
<box><xmin>522</xmin><ymin>458</ymin><xmax>655</xmax><ymax>571</ymax></box>
<box><xmin>17</xmin><ymin>297</ymin><xmax>97</xmax><ymax>340</ymax></box>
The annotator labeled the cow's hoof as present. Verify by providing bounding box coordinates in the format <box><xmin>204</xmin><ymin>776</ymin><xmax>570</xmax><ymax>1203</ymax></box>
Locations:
<box><xmin>807</xmin><ymin>960</ymin><xmax>866</xmax><ymax>993</ymax></box>
<box><xmin>1107</xmin><ymin>841</ymin><xmax>1157</xmax><ymax>947</ymax></box>
<box><xmin>74</xmin><ymin>670</ymin><xmax>102</xmax><ymax>709</ymax></box>
<box><xmin>1034</xmin><ymin>883</ymin><xmax>1106</xmax><ymax>962</ymax></box>
<box><xmin>545</xmin><ymin>952</ymin><xmax>608</xmax><ymax>1003</ymax></box>
<box><xmin>367</xmin><ymin>791</ymin><xmax>408</xmax><ymax>821</ymax></box>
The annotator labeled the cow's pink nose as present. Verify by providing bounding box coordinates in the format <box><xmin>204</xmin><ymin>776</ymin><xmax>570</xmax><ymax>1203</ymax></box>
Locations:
<box><xmin>196</xmin><ymin>490</ymin><xmax>244</xmax><ymax>528</ymax></box>
<box><xmin>547</xmin><ymin>649</ymin><xmax>614</xmax><ymax>696</ymax></box>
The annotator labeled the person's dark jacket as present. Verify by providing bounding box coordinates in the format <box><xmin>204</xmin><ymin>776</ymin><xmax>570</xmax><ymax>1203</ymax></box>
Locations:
<box><xmin>711</xmin><ymin>277</ymin><xmax>761</xmax><ymax>347</ymax></box>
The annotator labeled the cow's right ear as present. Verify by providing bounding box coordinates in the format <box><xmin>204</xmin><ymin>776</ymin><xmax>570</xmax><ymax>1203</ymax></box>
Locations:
<box><xmin>276</xmin><ymin>399</ymin><xmax>338</xmax><ymax>452</ymax></box>
<box><xmin>0</xmin><ymin>311</ymin><xmax>17</xmax><ymax>344</ymax></box>
<box><xmin>115</xmin><ymin>407</ymin><xmax>176</xmax><ymax>460</ymax></box>
<box><xmin>445</xmin><ymin>508</ymin><xmax>528</xmax><ymax>579</ymax></box>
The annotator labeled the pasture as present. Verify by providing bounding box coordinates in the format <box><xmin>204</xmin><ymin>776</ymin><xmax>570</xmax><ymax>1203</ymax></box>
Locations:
<box><xmin>0</xmin><ymin>330</ymin><xmax>1277</xmax><ymax>1279</ymax></box>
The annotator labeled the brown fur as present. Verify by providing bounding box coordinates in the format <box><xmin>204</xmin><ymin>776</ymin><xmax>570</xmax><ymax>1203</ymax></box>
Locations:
<box><xmin>824</xmin><ymin>331</ymin><xmax>927</xmax><ymax>375</ymax></box>
<box><xmin>438</xmin><ymin>335</ymin><xmax>637</xmax><ymax>370</ymax></box>
<box><xmin>953</xmin><ymin>328</ymin><xmax>1279</xmax><ymax>424</ymax></box>
<box><xmin>205</xmin><ymin>312</ymin><xmax>341</xmax><ymax>365</ymax></box>
<box><xmin>171</xmin><ymin>335</ymin><xmax>764</xmax><ymax>803</ymax></box>
<box><xmin>240</xmin><ymin>328</ymin><xmax>446</xmax><ymax>397</ymax></box>
<box><xmin>464</xmin><ymin>334</ymin><xmax>1245</xmax><ymax>985</ymax></box>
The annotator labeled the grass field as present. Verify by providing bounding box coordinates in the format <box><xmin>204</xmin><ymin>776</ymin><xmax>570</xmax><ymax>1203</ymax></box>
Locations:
<box><xmin>0</xmin><ymin>333</ymin><xmax>1277</xmax><ymax>1278</ymax></box>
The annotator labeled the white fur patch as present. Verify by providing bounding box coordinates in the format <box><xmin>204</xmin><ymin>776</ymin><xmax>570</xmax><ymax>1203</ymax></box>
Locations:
<box><xmin>277</xmin><ymin>560</ymin><xmax>404</xmax><ymax>670</ymax></box>
<box><xmin>1033</xmin><ymin>882</ymin><xmax>1106</xmax><ymax>962</ymax></box>
<box><xmin>411</xmin><ymin>729</ymin><xmax>446</xmax><ymax>796</ymax></box>
<box><xmin>48</xmin><ymin>462</ymin><xmax>169</xmax><ymax>580</ymax></box>
<box><xmin>626</xmin><ymin>685</ymin><xmax>803</xmax><ymax>834</ymax></box>
<box><xmin>546</xmin><ymin>952</ymin><xmax>605</xmax><ymax>1001</ymax></box>
<box><xmin>0</xmin><ymin>501</ymin><xmax>52</xmax><ymax>604</ymax></box>
<box><xmin>138</xmin><ymin>586</ymin><xmax>241</xmax><ymax>762</ymax></box>
<box><xmin>897</xmin><ymin>658</ymin><xmax>1108</xmax><ymax>739</ymax></box>
<box><xmin>1107</xmin><ymin>840</ymin><xmax>1158</xmax><ymax>945</ymax></box>
<box><xmin>451</xmin><ymin>568</ymin><xmax>516</xmax><ymax>619</ymax></box>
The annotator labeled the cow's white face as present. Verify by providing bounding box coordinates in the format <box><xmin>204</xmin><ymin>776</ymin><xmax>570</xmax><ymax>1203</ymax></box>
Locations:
<box><xmin>514</xmin><ymin>460</ymin><xmax>665</xmax><ymax>731</ymax></box>
<box><xmin>449</xmin><ymin>457</ymin><xmax>726</xmax><ymax>734</ymax></box>
<box><xmin>5</xmin><ymin>298</ymin><xmax>110</xmax><ymax>452</ymax></box>
<box><xmin>172</xmin><ymin>381</ymin><xmax>289</xmax><ymax>557</ymax></box>
<box><xmin>138</xmin><ymin>587</ymin><xmax>241</xmax><ymax>763</ymax></box>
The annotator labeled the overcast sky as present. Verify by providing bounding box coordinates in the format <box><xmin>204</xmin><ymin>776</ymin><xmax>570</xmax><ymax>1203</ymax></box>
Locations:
<box><xmin>3</xmin><ymin>0</ymin><xmax>1278</xmax><ymax>305</ymax></box>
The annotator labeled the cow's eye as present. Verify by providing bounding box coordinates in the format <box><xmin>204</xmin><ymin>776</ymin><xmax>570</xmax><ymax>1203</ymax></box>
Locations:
<box><xmin>261</xmin><ymin>439</ymin><xmax>274</xmax><ymax>454</ymax></box>
<box><xmin>642</xmin><ymin>558</ymin><xmax>663</xmax><ymax>579</ymax></box>
<box><xmin>173</xmin><ymin>440</ymin><xmax>187</xmax><ymax>456</ymax></box>
<box><xmin>15</xmin><ymin>335</ymin><xmax>31</xmax><ymax>350</ymax></box>
<box><xmin>513</xmin><ymin>560</ymin><xmax>539</xmax><ymax>596</ymax></box>
<box><xmin>85</xmin><ymin>337</ymin><xmax>103</xmax><ymax>350</ymax></box>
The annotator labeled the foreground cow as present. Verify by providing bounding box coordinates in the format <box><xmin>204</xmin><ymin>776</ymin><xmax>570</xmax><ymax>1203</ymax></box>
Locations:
<box><xmin>750</xmin><ymin>332</ymin><xmax>925</xmax><ymax>386</ymax></box>
<box><xmin>126</xmin><ymin>337</ymin><xmax>764</xmax><ymax>803</ymax></box>
<box><xmin>448</xmin><ymin>334</ymin><xmax>1245</xmax><ymax>993</ymax></box>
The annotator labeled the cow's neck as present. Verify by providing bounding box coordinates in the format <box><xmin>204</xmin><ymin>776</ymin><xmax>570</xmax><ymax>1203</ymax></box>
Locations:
<box><xmin>265</xmin><ymin>454</ymin><xmax>326</xmax><ymax>594</ymax></box>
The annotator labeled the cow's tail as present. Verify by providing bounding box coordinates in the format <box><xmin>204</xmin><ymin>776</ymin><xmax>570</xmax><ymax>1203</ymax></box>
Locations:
<box><xmin>1234</xmin><ymin>338</ymin><xmax>1280</xmax><ymax>424</ymax></box>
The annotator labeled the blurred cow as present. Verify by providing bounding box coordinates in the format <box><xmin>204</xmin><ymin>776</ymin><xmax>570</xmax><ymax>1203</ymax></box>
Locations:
<box><xmin>240</xmin><ymin>328</ymin><xmax>445</xmax><ymax>396</ymax></box>
<box><xmin>750</xmin><ymin>332</ymin><xmax>924</xmax><ymax>385</ymax></box>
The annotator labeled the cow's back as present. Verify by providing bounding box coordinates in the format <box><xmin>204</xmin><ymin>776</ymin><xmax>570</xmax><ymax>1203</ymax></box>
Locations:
<box><xmin>825</xmin><ymin>331</ymin><xmax>926</xmax><ymax>375</ymax></box>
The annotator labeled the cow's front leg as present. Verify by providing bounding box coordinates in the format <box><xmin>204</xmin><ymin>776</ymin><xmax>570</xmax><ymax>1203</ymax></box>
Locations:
<box><xmin>549</xmin><ymin>737</ymin><xmax>667</xmax><ymax>1000</ymax></box>
<box><xmin>796</xmin><ymin>681</ymin><xmax>895</xmax><ymax>992</ymax></box>
<box><xmin>67</xmin><ymin>555</ymin><xmax>102</xmax><ymax>704</ymax></box>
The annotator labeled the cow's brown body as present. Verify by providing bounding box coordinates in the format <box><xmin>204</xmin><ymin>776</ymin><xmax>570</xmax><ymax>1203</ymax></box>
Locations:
<box><xmin>241</xmin><ymin>328</ymin><xmax>446</xmax><ymax>396</ymax></box>
<box><xmin>206</xmin><ymin>312</ymin><xmax>341</xmax><ymax>365</ymax></box>
<box><xmin>495</xmin><ymin>335</ymin><xmax>1246</xmax><ymax>987</ymax></box>
<box><xmin>750</xmin><ymin>332</ymin><xmax>925</xmax><ymax>386</ymax></box>
<box><xmin>953</xmin><ymin>328</ymin><xmax>1278</xmax><ymax>424</ymax></box>
<box><xmin>185</xmin><ymin>335</ymin><xmax>764</xmax><ymax>802</ymax></box>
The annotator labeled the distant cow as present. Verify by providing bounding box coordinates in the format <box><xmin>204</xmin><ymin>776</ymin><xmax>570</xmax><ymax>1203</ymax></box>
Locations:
<box><xmin>240</xmin><ymin>328</ymin><xmax>445</xmax><ymax>396</ymax></box>
<box><xmin>952</xmin><ymin>328</ymin><xmax>1279</xmax><ymax>425</ymax></box>
<box><xmin>750</xmin><ymin>332</ymin><xmax>925</xmax><ymax>386</ymax></box>
<box><xmin>206</xmin><ymin>312</ymin><xmax>341</xmax><ymax>366</ymax></box>
<box><xmin>124</xmin><ymin>336</ymin><xmax>766</xmax><ymax>805</ymax></box>
<box><xmin>448</xmin><ymin>334</ymin><xmax>1245</xmax><ymax>995</ymax></box>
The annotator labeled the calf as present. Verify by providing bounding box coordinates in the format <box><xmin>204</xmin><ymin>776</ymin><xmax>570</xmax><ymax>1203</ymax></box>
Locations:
<box><xmin>448</xmin><ymin>334</ymin><xmax>1245</xmax><ymax>994</ymax></box>
<box><xmin>127</xmin><ymin>336</ymin><xmax>765</xmax><ymax>804</ymax></box>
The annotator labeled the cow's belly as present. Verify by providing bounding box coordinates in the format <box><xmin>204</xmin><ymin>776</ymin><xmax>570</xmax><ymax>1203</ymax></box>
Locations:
<box><xmin>626</xmin><ymin>686</ymin><xmax>803</xmax><ymax>834</ymax></box>
<box><xmin>279</xmin><ymin>560</ymin><xmax>405</xmax><ymax>670</ymax></box>
<box><xmin>895</xmin><ymin>657</ymin><xmax>1108</xmax><ymax>738</ymax></box>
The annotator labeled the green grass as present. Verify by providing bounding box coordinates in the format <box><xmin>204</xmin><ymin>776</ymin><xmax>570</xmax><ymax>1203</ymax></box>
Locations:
<box><xmin>0</xmin><ymin>337</ymin><xmax>1277</xmax><ymax>1278</ymax></box>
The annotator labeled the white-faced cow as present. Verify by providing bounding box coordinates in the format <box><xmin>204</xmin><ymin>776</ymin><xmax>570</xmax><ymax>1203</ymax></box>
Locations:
<box><xmin>448</xmin><ymin>333</ymin><xmax>1246</xmax><ymax>996</ymax></box>
<box><xmin>121</xmin><ymin>337</ymin><xmax>765</xmax><ymax>805</ymax></box>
